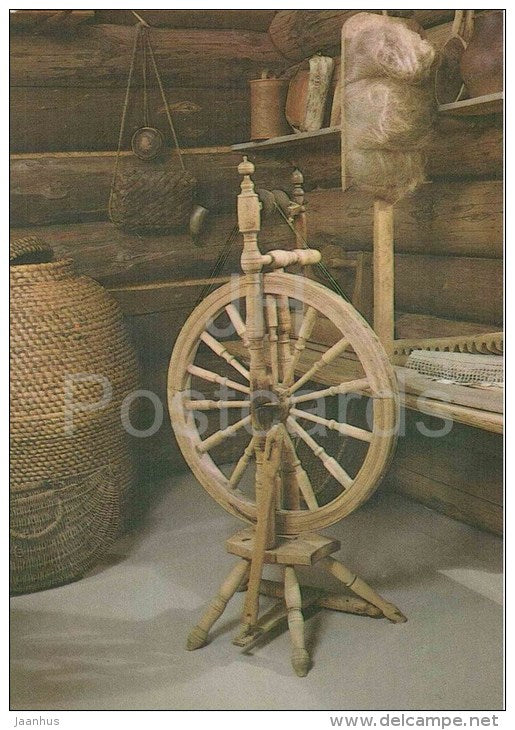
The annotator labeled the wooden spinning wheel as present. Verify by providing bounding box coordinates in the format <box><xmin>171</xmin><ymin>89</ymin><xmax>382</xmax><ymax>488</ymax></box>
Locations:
<box><xmin>169</xmin><ymin>272</ymin><xmax>399</xmax><ymax>534</ymax></box>
<box><xmin>168</xmin><ymin>158</ymin><xmax>405</xmax><ymax>677</ymax></box>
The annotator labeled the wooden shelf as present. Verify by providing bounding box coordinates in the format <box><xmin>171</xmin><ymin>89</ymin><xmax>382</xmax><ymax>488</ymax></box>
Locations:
<box><xmin>438</xmin><ymin>91</ymin><xmax>503</xmax><ymax>116</ymax></box>
<box><xmin>231</xmin><ymin>126</ymin><xmax>340</xmax><ymax>153</ymax></box>
<box><xmin>232</xmin><ymin>93</ymin><xmax>503</xmax><ymax>155</ymax></box>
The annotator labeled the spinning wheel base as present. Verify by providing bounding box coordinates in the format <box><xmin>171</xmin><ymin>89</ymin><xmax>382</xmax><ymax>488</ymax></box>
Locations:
<box><xmin>186</xmin><ymin>532</ymin><xmax>407</xmax><ymax>677</ymax></box>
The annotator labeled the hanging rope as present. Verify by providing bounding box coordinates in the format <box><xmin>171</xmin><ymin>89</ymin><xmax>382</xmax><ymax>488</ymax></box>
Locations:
<box><xmin>109</xmin><ymin>16</ymin><xmax>186</xmax><ymax>221</ymax></box>
<box><xmin>108</xmin><ymin>25</ymin><xmax>141</xmax><ymax>223</ymax></box>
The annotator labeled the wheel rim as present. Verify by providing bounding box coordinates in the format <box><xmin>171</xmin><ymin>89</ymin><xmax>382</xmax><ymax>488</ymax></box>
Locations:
<box><xmin>168</xmin><ymin>272</ymin><xmax>399</xmax><ymax>534</ymax></box>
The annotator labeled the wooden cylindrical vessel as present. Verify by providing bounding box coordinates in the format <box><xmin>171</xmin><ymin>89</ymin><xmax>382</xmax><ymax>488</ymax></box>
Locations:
<box><xmin>10</xmin><ymin>237</ymin><xmax>139</xmax><ymax>594</ymax></box>
<box><xmin>250</xmin><ymin>77</ymin><xmax>290</xmax><ymax>140</ymax></box>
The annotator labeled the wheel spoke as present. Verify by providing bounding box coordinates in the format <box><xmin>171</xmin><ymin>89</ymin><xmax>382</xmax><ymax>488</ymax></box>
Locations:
<box><xmin>277</xmin><ymin>295</ymin><xmax>293</xmax><ymax>383</ymax></box>
<box><xmin>197</xmin><ymin>414</ymin><xmax>252</xmax><ymax>453</ymax></box>
<box><xmin>200</xmin><ymin>331</ymin><xmax>249</xmax><ymax>380</ymax></box>
<box><xmin>284</xmin><ymin>305</ymin><xmax>318</xmax><ymax>386</ymax></box>
<box><xmin>265</xmin><ymin>295</ymin><xmax>280</xmax><ymax>385</ymax></box>
<box><xmin>187</xmin><ymin>364</ymin><xmax>250</xmax><ymax>395</ymax></box>
<box><xmin>289</xmin><ymin>337</ymin><xmax>350</xmax><ymax>394</ymax></box>
<box><xmin>287</xmin><ymin>416</ymin><xmax>353</xmax><ymax>489</ymax></box>
<box><xmin>290</xmin><ymin>377</ymin><xmax>371</xmax><ymax>404</ymax></box>
<box><xmin>225</xmin><ymin>303</ymin><xmax>248</xmax><ymax>347</ymax></box>
<box><xmin>283</xmin><ymin>432</ymin><xmax>319</xmax><ymax>510</ymax></box>
<box><xmin>290</xmin><ymin>408</ymin><xmax>373</xmax><ymax>443</ymax></box>
<box><xmin>184</xmin><ymin>398</ymin><xmax>251</xmax><ymax>411</ymax></box>
<box><xmin>229</xmin><ymin>435</ymin><xmax>257</xmax><ymax>489</ymax></box>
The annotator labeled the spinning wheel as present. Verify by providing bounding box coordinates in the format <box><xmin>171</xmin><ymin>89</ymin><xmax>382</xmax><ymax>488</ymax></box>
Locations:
<box><xmin>169</xmin><ymin>273</ymin><xmax>399</xmax><ymax>533</ymax></box>
<box><xmin>168</xmin><ymin>158</ymin><xmax>405</xmax><ymax>677</ymax></box>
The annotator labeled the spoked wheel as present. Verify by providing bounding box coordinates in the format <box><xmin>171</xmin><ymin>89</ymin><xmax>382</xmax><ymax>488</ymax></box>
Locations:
<box><xmin>168</xmin><ymin>272</ymin><xmax>399</xmax><ymax>535</ymax></box>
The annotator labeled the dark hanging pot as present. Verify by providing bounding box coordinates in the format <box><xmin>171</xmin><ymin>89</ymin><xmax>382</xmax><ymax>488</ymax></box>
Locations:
<box><xmin>460</xmin><ymin>11</ymin><xmax>503</xmax><ymax>99</ymax></box>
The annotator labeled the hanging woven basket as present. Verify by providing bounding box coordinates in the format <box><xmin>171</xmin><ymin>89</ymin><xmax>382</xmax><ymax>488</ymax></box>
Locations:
<box><xmin>10</xmin><ymin>236</ymin><xmax>139</xmax><ymax>594</ymax></box>
<box><xmin>109</xmin><ymin>23</ymin><xmax>196</xmax><ymax>234</ymax></box>
<box><xmin>110</xmin><ymin>163</ymin><xmax>196</xmax><ymax>233</ymax></box>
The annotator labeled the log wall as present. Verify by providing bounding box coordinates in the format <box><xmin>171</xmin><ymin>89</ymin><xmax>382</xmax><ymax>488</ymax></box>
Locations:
<box><xmin>10</xmin><ymin>10</ymin><xmax>504</xmax><ymax>532</ymax></box>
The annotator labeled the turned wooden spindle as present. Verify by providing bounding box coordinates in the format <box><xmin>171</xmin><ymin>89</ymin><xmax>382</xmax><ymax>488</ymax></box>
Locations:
<box><xmin>187</xmin><ymin>560</ymin><xmax>250</xmax><ymax>650</ymax></box>
<box><xmin>321</xmin><ymin>556</ymin><xmax>407</xmax><ymax>624</ymax></box>
<box><xmin>238</xmin><ymin>156</ymin><xmax>268</xmax><ymax>396</ymax></box>
<box><xmin>284</xmin><ymin>566</ymin><xmax>310</xmax><ymax>677</ymax></box>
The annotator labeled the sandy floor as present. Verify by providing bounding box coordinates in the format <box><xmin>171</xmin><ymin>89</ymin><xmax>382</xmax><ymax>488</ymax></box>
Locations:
<box><xmin>10</xmin><ymin>473</ymin><xmax>503</xmax><ymax>711</ymax></box>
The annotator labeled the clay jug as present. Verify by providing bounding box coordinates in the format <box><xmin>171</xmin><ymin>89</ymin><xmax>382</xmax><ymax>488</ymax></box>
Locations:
<box><xmin>460</xmin><ymin>11</ymin><xmax>503</xmax><ymax>98</ymax></box>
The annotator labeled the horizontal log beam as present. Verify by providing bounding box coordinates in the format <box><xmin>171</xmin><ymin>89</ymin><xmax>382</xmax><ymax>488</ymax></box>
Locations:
<box><xmin>10</xmin><ymin>149</ymin><xmax>293</xmax><ymax>226</ymax></box>
<box><xmin>11</xmin><ymin>214</ymin><xmax>499</xmax><ymax>326</ymax></box>
<box><xmin>10</xmin><ymin>86</ymin><xmax>250</xmax><ymax>152</ymax></box>
<box><xmin>94</xmin><ymin>10</ymin><xmax>277</xmax><ymax>31</ymax></box>
<box><xmin>10</xmin><ymin>25</ymin><xmax>285</xmax><ymax>89</ymax></box>
<box><xmin>9</xmin><ymin>216</ymin><xmax>293</xmax><ymax>288</ymax></box>
<box><xmin>10</xmin><ymin>10</ymin><xmax>94</xmax><ymax>33</ymax></box>
<box><xmin>325</xmin><ymin>250</ymin><xmax>501</xmax><ymax>325</ymax></box>
<box><xmin>268</xmin><ymin>10</ymin><xmax>455</xmax><ymax>61</ymax></box>
<box><xmin>10</xmin><ymin>140</ymin><xmax>502</xmax><ymax>231</ymax></box>
<box><xmin>307</xmin><ymin>182</ymin><xmax>502</xmax><ymax>259</ymax></box>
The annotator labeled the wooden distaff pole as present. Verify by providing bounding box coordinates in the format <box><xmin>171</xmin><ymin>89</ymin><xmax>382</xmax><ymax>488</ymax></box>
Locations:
<box><xmin>373</xmin><ymin>200</ymin><xmax>395</xmax><ymax>358</ymax></box>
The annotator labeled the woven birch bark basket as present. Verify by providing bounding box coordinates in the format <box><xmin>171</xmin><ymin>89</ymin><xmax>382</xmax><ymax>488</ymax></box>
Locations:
<box><xmin>10</xmin><ymin>237</ymin><xmax>139</xmax><ymax>594</ymax></box>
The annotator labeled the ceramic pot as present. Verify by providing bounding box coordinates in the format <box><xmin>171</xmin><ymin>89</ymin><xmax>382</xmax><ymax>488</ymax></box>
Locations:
<box><xmin>460</xmin><ymin>11</ymin><xmax>503</xmax><ymax>98</ymax></box>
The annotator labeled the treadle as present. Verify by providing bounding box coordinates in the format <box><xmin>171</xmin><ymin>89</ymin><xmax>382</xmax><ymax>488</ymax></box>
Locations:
<box><xmin>226</xmin><ymin>528</ymin><xmax>340</xmax><ymax>566</ymax></box>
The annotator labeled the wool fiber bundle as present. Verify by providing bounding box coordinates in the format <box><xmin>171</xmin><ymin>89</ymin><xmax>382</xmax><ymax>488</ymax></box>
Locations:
<box><xmin>343</xmin><ymin>12</ymin><xmax>435</xmax><ymax>84</ymax></box>
<box><xmin>345</xmin><ymin>79</ymin><xmax>434</xmax><ymax>150</ymax></box>
<box><xmin>343</xmin><ymin>12</ymin><xmax>435</xmax><ymax>202</ymax></box>
<box><xmin>346</xmin><ymin>148</ymin><xmax>426</xmax><ymax>202</ymax></box>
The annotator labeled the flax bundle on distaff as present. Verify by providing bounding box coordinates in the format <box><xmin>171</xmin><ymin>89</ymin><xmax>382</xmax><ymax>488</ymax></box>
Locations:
<box><xmin>338</xmin><ymin>12</ymin><xmax>435</xmax><ymax>358</ymax></box>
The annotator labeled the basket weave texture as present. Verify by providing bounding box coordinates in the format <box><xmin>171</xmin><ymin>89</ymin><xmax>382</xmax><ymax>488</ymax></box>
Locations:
<box><xmin>10</xmin><ymin>240</ymin><xmax>139</xmax><ymax>594</ymax></box>
<box><xmin>110</xmin><ymin>164</ymin><xmax>196</xmax><ymax>233</ymax></box>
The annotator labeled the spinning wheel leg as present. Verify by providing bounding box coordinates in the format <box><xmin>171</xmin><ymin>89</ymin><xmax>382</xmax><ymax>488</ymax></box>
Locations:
<box><xmin>321</xmin><ymin>556</ymin><xmax>407</xmax><ymax>624</ymax></box>
<box><xmin>187</xmin><ymin>560</ymin><xmax>250</xmax><ymax>650</ymax></box>
<box><xmin>284</xmin><ymin>566</ymin><xmax>311</xmax><ymax>677</ymax></box>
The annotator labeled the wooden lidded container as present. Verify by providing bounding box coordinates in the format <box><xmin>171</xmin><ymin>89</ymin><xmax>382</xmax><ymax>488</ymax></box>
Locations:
<box><xmin>250</xmin><ymin>71</ymin><xmax>290</xmax><ymax>140</ymax></box>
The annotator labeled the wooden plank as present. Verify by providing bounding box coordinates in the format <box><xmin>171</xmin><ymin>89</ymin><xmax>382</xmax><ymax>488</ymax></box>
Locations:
<box><xmin>10</xmin><ymin>25</ymin><xmax>285</xmax><ymax>89</ymax></box>
<box><xmin>439</xmin><ymin>92</ymin><xmax>503</xmax><ymax>116</ymax></box>
<box><xmin>232</xmin><ymin>127</ymin><xmax>339</xmax><ymax>153</ymax></box>
<box><xmin>396</xmin><ymin>367</ymin><xmax>503</xmax><ymax>415</ymax></box>
<box><xmin>94</xmin><ymin>10</ymin><xmax>277</xmax><ymax>31</ymax></box>
<box><xmin>385</xmin><ymin>468</ymin><xmax>502</xmax><ymax>536</ymax></box>
<box><xmin>10</xmin><ymin>86</ymin><xmax>250</xmax><ymax>152</ymax></box>
<box><xmin>392</xmin><ymin>410</ymin><xmax>503</xmax><ymax>504</ymax></box>
<box><xmin>308</xmin><ymin>182</ymin><xmax>502</xmax><ymax>259</ymax></box>
<box><xmin>324</xmin><ymin>249</ymin><xmax>502</xmax><ymax>326</ymax></box>
<box><xmin>9</xmin><ymin>149</ymin><xmax>292</xmax><ymax>225</ymax></box>
<box><xmin>402</xmin><ymin>394</ymin><xmax>503</xmax><ymax>434</ymax></box>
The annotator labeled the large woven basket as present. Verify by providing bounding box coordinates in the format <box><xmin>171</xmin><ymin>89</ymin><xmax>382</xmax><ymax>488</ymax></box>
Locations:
<box><xmin>10</xmin><ymin>237</ymin><xmax>139</xmax><ymax>594</ymax></box>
